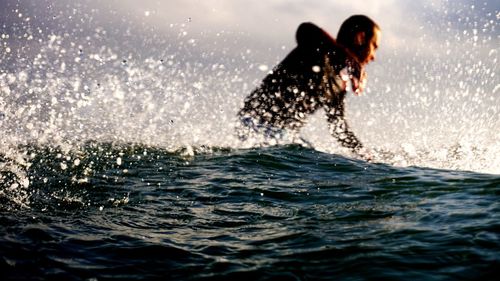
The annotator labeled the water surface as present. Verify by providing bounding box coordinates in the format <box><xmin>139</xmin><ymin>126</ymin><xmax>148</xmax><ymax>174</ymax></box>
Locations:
<box><xmin>1</xmin><ymin>144</ymin><xmax>498</xmax><ymax>280</ymax></box>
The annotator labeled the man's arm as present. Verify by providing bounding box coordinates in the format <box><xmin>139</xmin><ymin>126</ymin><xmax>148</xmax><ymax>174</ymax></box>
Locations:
<box><xmin>324</xmin><ymin>102</ymin><xmax>364</xmax><ymax>154</ymax></box>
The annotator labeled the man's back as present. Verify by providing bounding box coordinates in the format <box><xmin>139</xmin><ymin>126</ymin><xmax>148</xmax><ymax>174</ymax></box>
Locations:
<box><xmin>238</xmin><ymin>23</ymin><xmax>351</xmax><ymax>130</ymax></box>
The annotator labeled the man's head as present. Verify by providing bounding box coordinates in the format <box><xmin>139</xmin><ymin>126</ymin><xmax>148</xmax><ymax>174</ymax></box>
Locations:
<box><xmin>337</xmin><ymin>15</ymin><xmax>380</xmax><ymax>65</ymax></box>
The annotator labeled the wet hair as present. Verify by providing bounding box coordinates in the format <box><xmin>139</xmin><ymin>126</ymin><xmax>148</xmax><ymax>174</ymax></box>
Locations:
<box><xmin>337</xmin><ymin>15</ymin><xmax>379</xmax><ymax>62</ymax></box>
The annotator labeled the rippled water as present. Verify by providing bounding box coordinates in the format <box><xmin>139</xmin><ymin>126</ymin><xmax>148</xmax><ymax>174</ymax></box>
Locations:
<box><xmin>1</xmin><ymin>143</ymin><xmax>498</xmax><ymax>280</ymax></box>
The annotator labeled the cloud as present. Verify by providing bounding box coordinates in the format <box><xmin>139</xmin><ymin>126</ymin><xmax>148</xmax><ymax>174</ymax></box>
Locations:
<box><xmin>3</xmin><ymin>0</ymin><xmax>496</xmax><ymax>52</ymax></box>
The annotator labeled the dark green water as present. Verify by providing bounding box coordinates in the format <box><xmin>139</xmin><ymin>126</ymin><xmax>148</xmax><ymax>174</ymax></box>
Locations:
<box><xmin>1</xmin><ymin>143</ymin><xmax>499</xmax><ymax>280</ymax></box>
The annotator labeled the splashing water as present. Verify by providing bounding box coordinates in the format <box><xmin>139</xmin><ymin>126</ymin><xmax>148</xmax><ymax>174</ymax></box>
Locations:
<box><xmin>0</xmin><ymin>2</ymin><xmax>499</xmax><ymax>208</ymax></box>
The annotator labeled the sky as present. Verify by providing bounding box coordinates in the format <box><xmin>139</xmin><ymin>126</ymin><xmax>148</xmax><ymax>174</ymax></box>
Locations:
<box><xmin>1</xmin><ymin>1</ymin><xmax>497</xmax><ymax>87</ymax></box>
<box><xmin>2</xmin><ymin>0</ymin><xmax>498</xmax><ymax>55</ymax></box>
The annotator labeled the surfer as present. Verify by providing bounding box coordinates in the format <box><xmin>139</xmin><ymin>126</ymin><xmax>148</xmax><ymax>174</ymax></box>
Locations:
<box><xmin>237</xmin><ymin>15</ymin><xmax>380</xmax><ymax>160</ymax></box>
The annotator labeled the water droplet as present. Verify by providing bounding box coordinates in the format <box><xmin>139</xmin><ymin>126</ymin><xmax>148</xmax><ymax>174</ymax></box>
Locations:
<box><xmin>258</xmin><ymin>65</ymin><xmax>269</xmax><ymax>72</ymax></box>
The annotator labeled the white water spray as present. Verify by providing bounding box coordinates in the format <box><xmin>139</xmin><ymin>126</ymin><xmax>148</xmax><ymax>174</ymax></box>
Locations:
<box><xmin>0</xmin><ymin>1</ymin><xmax>499</xmax><ymax>207</ymax></box>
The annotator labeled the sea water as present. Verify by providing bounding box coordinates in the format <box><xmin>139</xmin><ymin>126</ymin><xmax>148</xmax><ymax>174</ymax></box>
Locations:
<box><xmin>1</xmin><ymin>1</ymin><xmax>499</xmax><ymax>280</ymax></box>
<box><xmin>1</xmin><ymin>144</ymin><xmax>499</xmax><ymax>280</ymax></box>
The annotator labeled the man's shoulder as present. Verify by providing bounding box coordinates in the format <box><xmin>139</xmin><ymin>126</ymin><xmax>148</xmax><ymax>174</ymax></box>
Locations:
<box><xmin>295</xmin><ymin>22</ymin><xmax>337</xmax><ymax>50</ymax></box>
